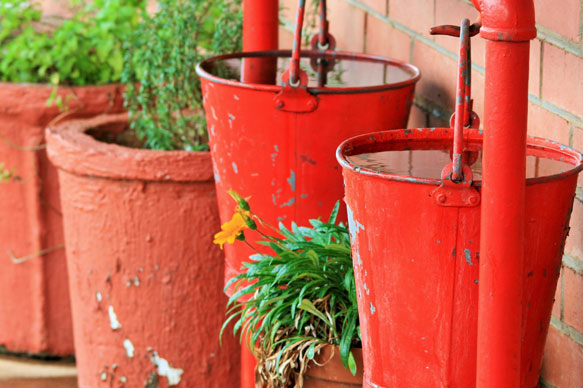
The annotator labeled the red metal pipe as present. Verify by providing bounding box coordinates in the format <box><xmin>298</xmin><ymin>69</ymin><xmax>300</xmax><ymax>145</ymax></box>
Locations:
<box><xmin>474</xmin><ymin>0</ymin><xmax>536</xmax><ymax>387</ymax></box>
<box><xmin>241</xmin><ymin>0</ymin><xmax>279</xmax><ymax>84</ymax></box>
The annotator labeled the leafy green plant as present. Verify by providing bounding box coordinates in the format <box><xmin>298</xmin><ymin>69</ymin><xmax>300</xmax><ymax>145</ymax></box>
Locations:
<box><xmin>217</xmin><ymin>192</ymin><xmax>360</xmax><ymax>388</ymax></box>
<box><xmin>0</xmin><ymin>0</ymin><xmax>144</xmax><ymax>85</ymax></box>
<box><xmin>122</xmin><ymin>0</ymin><xmax>242</xmax><ymax>151</ymax></box>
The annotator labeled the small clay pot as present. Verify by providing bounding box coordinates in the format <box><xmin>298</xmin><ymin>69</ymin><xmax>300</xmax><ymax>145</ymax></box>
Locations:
<box><xmin>46</xmin><ymin>113</ymin><xmax>240</xmax><ymax>387</ymax></box>
<box><xmin>0</xmin><ymin>83</ymin><xmax>124</xmax><ymax>356</ymax></box>
<box><xmin>304</xmin><ymin>345</ymin><xmax>363</xmax><ymax>387</ymax></box>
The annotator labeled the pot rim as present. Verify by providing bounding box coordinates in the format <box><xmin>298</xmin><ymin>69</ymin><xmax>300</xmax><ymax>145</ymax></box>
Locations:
<box><xmin>46</xmin><ymin>112</ymin><xmax>214</xmax><ymax>183</ymax></box>
<box><xmin>336</xmin><ymin>127</ymin><xmax>583</xmax><ymax>187</ymax></box>
<box><xmin>196</xmin><ymin>49</ymin><xmax>420</xmax><ymax>95</ymax></box>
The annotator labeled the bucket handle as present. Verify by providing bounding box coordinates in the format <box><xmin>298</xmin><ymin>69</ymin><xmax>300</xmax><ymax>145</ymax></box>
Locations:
<box><xmin>276</xmin><ymin>0</ymin><xmax>333</xmax><ymax>112</ymax></box>
<box><xmin>429</xmin><ymin>18</ymin><xmax>481</xmax><ymax>208</ymax></box>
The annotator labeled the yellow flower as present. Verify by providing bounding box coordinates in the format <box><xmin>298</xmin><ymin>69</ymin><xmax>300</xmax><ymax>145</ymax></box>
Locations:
<box><xmin>214</xmin><ymin>211</ymin><xmax>250</xmax><ymax>249</ymax></box>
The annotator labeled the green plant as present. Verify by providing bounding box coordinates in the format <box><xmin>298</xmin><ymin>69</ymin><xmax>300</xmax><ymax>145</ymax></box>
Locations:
<box><xmin>217</xmin><ymin>192</ymin><xmax>360</xmax><ymax>388</ymax></box>
<box><xmin>122</xmin><ymin>0</ymin><xmax>242</xmax><ymax>151</ymax></box>
<box><xmin>0</xmin><ymin>0</ymin><xmax>144</xmax><ymax>85</ymax></box>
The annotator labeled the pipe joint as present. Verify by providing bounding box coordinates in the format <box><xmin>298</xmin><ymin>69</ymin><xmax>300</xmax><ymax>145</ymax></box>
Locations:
<box><xmin>473</xmin><ymin>0</ymin><xmax>537</xmax><ymax>42</ymax></box>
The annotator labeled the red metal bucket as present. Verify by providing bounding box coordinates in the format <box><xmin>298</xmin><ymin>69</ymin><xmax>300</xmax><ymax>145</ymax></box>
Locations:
<box><xmin>197</xmin><ymin>49</ymin><xmax>420</xmax><ymax>290</ymax></box>
<box><xmin>337</xmin><ymin>128</ymin><xmax>583</xmax><ymax>388</ymax></box>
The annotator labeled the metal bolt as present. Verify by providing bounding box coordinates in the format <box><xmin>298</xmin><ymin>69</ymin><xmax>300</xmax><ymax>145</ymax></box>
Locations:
<box><xmin>307</xmin><ymin>100</ymin><xmax>316</xmax><ymax>110</ymax></box>
<box><xmin>468</xmin><ymin>195</ymin><xmax>478</xmax><ymax>205</ymax></box>
<box><xmin>437</xmin><ymin>194</ymin><xmax>447</xmax><ymax>203</ymax></box>
<box><xmin>275</xmin><ymin>99</ymin><xmax>284</xmax><ymax>109</ymax></box>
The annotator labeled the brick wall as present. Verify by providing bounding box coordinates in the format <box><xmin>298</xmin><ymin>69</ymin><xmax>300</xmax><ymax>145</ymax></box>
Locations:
<box><xmin>280</xmin><ymin>0</ymin><xmax>583</xmax><ymax>387</ymax></box>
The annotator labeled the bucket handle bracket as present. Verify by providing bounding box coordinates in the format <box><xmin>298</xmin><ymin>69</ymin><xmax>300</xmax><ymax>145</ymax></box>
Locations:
<box><xmin>274</xmin><ymin>69</ymin><xmax>319</xmax><ymax>113</ymax></box>
<box><xmin>432</xmin><ymin>164</ymin><xmax>480</xmax><ymax>207</ymax></box>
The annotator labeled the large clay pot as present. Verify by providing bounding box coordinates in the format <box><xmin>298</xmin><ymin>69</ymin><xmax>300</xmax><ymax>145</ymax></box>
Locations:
<box><xmin>0</xmin><ymin>83</ymin><xmax>124</xmax><ymax>355</ymax></box>
<box><xmin>304</xmin><ymin>346</ymin><xmax>363</xmax><ymax>387</ymax></box>
<box><xmin>46</xmin><ymin>113</ymin><xmax>240</xmax><ymax>387</ymax></box>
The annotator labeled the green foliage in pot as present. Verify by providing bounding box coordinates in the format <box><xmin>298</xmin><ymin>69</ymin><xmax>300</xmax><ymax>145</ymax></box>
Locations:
<box><xmin>0</xmin><ymin>0</ymin><xmax>144</xmax><ymax>85</ymax></box>
<box><xmin>217</xmin><ymin>192</ymin><xmax>360</xmax><ymax>388</ymax></box>
<box><xmin>122</xmin><ymin>0</ymin><xmax>242</xmax><ymax>151</ymax></box>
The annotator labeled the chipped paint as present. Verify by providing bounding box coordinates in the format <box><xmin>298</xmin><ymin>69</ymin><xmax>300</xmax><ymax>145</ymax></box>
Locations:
<box><xmin>108</xmin><ymin>305</ymin><xmax>122</xmax><ymax>330</ymax></box>
<box><xmin>123</xmin><ymin>339</ymin><xmax>135</xmax><ymax>358</ymax></box>
<box><xmin>279</xmin><ymin>198</ymin><xmax>295</xmax><ymax>207</ymax></box>
<box><xmin>370</xmin><ymin>302</ymin><xmax>376</xmax><ymax>315</ymax></box>
<box><xmin>150</xmin><ymin>352</ymin><xmax>184</xmax><ymax>386</ymax></box>
<box><xmin>363</xmin><ymin>282</ymin><xmax>370</xmax><ymax>295</ymax></box>
<box><xmin>346</xmin><ymin>205</ymin><xmax>365</xmax><ymax>241</ymax></box>
<box><xmin>464</xmin><ymin>249</ymin><xmax>474</xmax><ymax>265</ymax></box>
<box><xmin>100</xmin><ymin>372</ymin><xmax>108</xmax><ymax>381</ymax></box>
<box><xmin>272</xmin><ymin>194</ymin><xmax>277</xmax><ymax>205</ymax></box>
<box><xmin>300</xmin><ymin>193</ymin><xmax>308</xmax><ymax>199</ymax></box>
<box><xmin>96</xmin><ymin>291</ymin><xmax>102</xmax><ymax>302</ymax></box>
<box><xmin>232</xmin><ymin>162</ymin><xmax>238</xmax><ymax>174</ymax></box>
<box><xmin>134</xmin><ymin>276</ymin><xmax>140</xmax><ymax>286</ymax></box>
<box><xmin>287</xmin><ymin>170</ymin><xmax>296</xmax><ymax>191</ymax></box>
<box><xmin>211</xmin><ymin>107</ymin><xmax>217</xmax><ymax>120</ymax></box>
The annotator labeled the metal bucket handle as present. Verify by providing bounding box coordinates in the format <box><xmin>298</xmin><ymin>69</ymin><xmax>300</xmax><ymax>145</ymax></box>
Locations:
<box><xmin>276</xmin><ymin>0</ymin><xmax>336</xmax><ymax>112</ymax></box>
<box><xmin>429</xmin><ymin>18</ymin><xmax>482</xmax><ymax>207</ymax></box>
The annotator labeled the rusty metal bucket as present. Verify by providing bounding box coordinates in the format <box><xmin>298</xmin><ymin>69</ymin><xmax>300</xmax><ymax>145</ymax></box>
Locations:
<box><xmin>196</xmin><ymin>2</ymin><xmax>420</xmax><ymax>293</ymax></box>
<box><xmin>336</xmin><ymin>19</ymin><xmax>583</xmax><ymax>388</ymax></box>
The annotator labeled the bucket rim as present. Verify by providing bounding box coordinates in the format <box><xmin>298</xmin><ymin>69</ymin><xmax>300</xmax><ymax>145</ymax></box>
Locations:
<box><xmin>196</xmin><ymin>49</ymin><xmax>420</xmax><ymax>95</ymax></box>
<box><xmin>336</xmin><ymin>127</ymin><xmax>583</xmax><ymax>187</ymax></box>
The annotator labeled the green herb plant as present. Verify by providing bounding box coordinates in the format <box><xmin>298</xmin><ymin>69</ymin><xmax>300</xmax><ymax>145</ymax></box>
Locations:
<box><xmin>0</xmin><ymin>0</ymin><xmax>144</xmax><ymax>86</ymax></box>
<box><xmin>122</xmin><ymin>0</ymin><xmax>242</xmax><ymax>151</ymax></box>
<box><xmin>218</xmin><ymin>192</ymin><xmax>360</xmax><ymax>388</ymax></box>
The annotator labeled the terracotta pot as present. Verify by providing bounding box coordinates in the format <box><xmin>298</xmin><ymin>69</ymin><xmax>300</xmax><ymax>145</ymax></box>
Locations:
<box><xmin>46</xmin><ymin>113</ymin><xmax>240</xmax><ymax>387</ymax></box>
<box><xmin>303</xmin><ymin>346</ymin><xmax>363</xmax><ymax>387</ymax></box>
<box><xmin>0</xmin><ymin>83</ymin><xmax>124</xmax><ymax>355</ymax></box>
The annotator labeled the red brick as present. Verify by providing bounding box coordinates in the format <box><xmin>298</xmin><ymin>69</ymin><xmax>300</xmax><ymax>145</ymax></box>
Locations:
<box><xmin>527</xmin><ymin>103</ymin><xmax>571</xmax><ymax>144</ymax></box>
<box><xmin>408</xmin><ymin>104</ymin><xmax>428</xmax><ymax>128</ymax></box>
<box><xmin>389</xmin><ymin>0</ymin><xmax>435</xmax><ymax>37</ymax></box>
<box><xmin>470</xmin><ymin>67</ymin><xmax>485</xmax><ymax>123</ymax></box>
<box><xmin>529</xmin><ymin>39</ymin><xmax>542</xmax><ymax>97</ymax></box>
<box><xmin>573</xmin><ymin>126</ymin><xmax>583</xmax><ymax>188</ymax></box>
<box><xmin>279</xmin><ymin>0</ymin><xmax>299</xmax><ymax>24</ymax></box>
<box><xmin>542</xmin><ymin>326</ymin><xmax>583</xmax><ymax>388</ymax></box>
<box><xmin>328</xmin><ymin>0</ymin><xmax>366</xmax><ymax>52</ymax></box>
<box><xmin>552</xmin><ymin>267</ymin><xmax>563</xmax><ymax>319</ymax></box>
<box><xmin>278</xmin><ymin>26</ymin><xmax>294</xmax><ymax>50</ymax></box>
<box><xmin>434</xmin><ymin>0</ymin><xmax>484</xmax><ymax>68</ymax></box>
<box><xmin>565</xmin><ymin>199</ymin><xmax>583</xmax><ymax>263</ymax></box>
<box><xmin>412</xmin><ymin>41</ymin><xmax>458</xmax><ymax>113</ymax></box>
<box><xmin>365</xmin><ymin>15</ymin><xmax>411</xmax><ymax>63</ymax></box>
<box><xmin>564</xmin><ymin>267</ymin><xmax>583</xmax><ymax>333</ymax></box>
<box><xmin>360</xmin><ymin>0</ymin><xmax>387</xmax><ymax>15</ymax></box>
<box><xmin>541</xmin><ymin>44</ymin><xmax>583</xmax><ymax>118</ymax></box>
<box><xmin>534</xmin><ymin>0</ymin><xmax>581</xmax><ymax>40</ymax></box>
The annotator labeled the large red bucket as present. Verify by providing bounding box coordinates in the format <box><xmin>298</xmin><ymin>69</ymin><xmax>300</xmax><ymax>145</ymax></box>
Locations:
<box><xmin>197</xmin><ymin>50</ymin><xmax>419</xmax><ymax>288</ymax></box>
<box><xmin>337</xmin><ymin>127</ymin><xmax>583</xmax><ymax>387</ymax></box>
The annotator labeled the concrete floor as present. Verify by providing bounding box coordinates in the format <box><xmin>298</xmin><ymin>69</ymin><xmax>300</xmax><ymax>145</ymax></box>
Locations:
<box><xmin>0</xmin><ymin>355</ymin><xmax>77</xmax><ymax>388</ymax></box>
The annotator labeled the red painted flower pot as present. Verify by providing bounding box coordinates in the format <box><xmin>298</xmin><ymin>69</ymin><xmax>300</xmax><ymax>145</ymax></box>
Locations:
<box><xmin>337</xmin><ymin>128</ymin><xmax>583</xmax><ymax>388</ymax></box>
<box><xmin>0</xmin><ymin>83</ymin><xmax>124</xmax><ymax>356</ymax></box>
<box><xmin>304</xmin><ymin>346</ymin><xmax>363</xmax><ymax>388</ymax></box>
<box><xmin>46</xmin><ymin>113</ymin><xmax>240</xmax><ymax>387</ymax></box>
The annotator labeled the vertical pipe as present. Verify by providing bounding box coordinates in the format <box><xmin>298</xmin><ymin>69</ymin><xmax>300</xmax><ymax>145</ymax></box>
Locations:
<box><xmin>241</xmin><ymin>0</ymin><xmax>279</xmax><ymax>84</ymax></box>
<box><xmin>474</xmin><ymin>1</ymin><xmax>536</xmax><ymax>387</ymax></box>
<box><xmin>478</xmin><ymin>41</ymin><xmax>530</xmax><ymax>387</ymax></box>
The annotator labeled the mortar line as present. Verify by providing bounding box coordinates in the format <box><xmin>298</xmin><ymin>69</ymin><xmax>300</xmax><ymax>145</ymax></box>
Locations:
<box><xmin>549</xmin><ymin>316</ymin><xmax>583</xmax><ymax>346</ymax></box>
